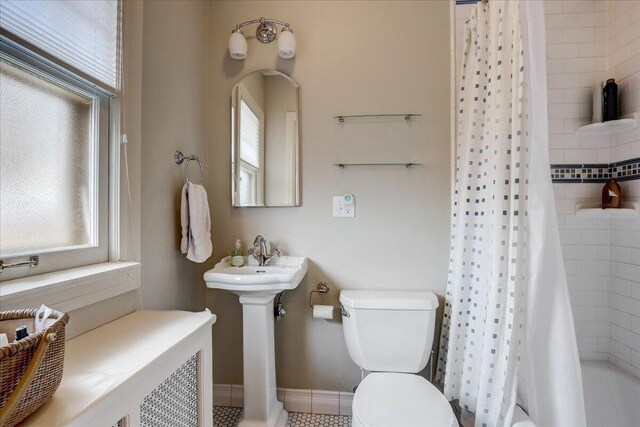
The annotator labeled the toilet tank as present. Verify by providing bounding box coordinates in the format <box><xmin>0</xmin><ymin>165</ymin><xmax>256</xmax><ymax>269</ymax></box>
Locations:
<box><xmin>339</xmin><ymin>290</ymin><xmax>439</xmax><ymax>373</ymax></box>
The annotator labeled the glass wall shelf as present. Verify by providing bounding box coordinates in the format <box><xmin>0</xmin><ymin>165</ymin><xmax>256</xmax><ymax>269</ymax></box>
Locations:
<box><xmin>334</xmin><ymin>113</ymin><xmax>422</xmax><ymax>122</ymax></box>
<box><xmin>334</xmin><ymin>162</ymin><xmax>422</xmax><ymax>169</ymax></box>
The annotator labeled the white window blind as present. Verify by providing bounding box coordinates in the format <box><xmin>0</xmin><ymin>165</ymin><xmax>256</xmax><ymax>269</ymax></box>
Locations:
<box><xmin>0</xmin><ymin>0</ymin><xmax>120</xmax><ymax>90</ymax></box>
<box><xmin>240</xmin><ymin>99</ymin><xmax>261</xmax><ymax>169</ymax></box>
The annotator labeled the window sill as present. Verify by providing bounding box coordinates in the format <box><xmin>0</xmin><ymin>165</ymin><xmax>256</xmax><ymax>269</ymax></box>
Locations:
<box><xmin>0</xmin><ymin>262</ymin><xmax>140</xmax><ymax>312</ymax></box>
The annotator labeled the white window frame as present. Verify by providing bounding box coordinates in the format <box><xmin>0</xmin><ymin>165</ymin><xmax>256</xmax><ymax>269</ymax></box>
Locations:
<box><xmin>284</xmin><ymin>111</ymin><xmax>298</xmax><ymax>206</ymax></box>
<box><xmin>0</xmin><ymin>3</ymin><xmax>141</xmax><ymax>316</ymax></box>
<box><xmin>239</xmin><ymin>163</ymin><xmax>258</xmax><ymax>206</ymax></box>
<box><xmin>0</xmin><ymin>35</ymin><xmax>126</xmax><ymax>284</ymax></box>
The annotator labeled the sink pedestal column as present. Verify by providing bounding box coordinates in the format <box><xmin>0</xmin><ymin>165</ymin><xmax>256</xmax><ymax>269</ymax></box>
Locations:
<box><xmin>237</xmin><ymin>294</ymin><xmax>287</xmax><ymax>427</ymax></box>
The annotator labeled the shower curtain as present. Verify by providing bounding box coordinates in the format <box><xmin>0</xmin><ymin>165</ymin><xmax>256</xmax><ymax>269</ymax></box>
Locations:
<box><xmin>436</xmin><ymin>1</ymin><xmax>586</xmax><ymax>426</ymax></box>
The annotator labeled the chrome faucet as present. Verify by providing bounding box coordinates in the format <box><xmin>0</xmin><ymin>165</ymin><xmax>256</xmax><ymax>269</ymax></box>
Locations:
<box><xmin>247</xmin><ymin>235</ymin><xmax>282</xmax><ymax>266</ymax></box>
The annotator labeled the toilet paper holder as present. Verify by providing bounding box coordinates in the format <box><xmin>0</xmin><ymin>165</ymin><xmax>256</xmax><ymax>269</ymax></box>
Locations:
<box><xmin>309</xmin><ymin>282</ymin><xmax>349</xmax><ymax>317</ymax></box>
<box><xmin>309</xmin><ymin>282</ymin><xmax>329</xmax><ymax>308</ymax></box>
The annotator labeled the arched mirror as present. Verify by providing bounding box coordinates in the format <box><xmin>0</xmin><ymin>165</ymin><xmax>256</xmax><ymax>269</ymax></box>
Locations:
<box><xmin>231</xmin><ymin>70</ymin><xmax>299</xmax><ymax>207</ymax></box>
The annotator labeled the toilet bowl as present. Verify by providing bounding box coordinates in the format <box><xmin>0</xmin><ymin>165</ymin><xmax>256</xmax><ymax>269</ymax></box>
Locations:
<box><xmin>340</xmin><ymin>290</ymin><xmax>456</xmax><ymax>427</ymax></box>
<box><xmin>352</xmin><ymin>373</ymin><xmax>457</xmax><ymax>427</ymax></box>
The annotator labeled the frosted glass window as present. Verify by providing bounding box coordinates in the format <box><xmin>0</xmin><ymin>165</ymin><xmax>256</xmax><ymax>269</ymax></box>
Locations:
<box><xmin>0</xmin><ymin>0</ymin><xmax>121</xmax><ymax>90</ymax></box>
<box><xmin>0</xmin><ymin>56</ymin><xmax>97</xmax><ymax>256</ymax></box>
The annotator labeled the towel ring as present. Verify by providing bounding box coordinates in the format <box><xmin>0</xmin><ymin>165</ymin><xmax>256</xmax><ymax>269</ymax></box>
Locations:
<box><xmin>183</xmin><ymin>156</ymin><xmax>204</xmax><ymax>185</ymax></box>
<box><xmin>174</xmin><ymin>151</ymin><xmax>204</xmax><ymax>185</ymax></box>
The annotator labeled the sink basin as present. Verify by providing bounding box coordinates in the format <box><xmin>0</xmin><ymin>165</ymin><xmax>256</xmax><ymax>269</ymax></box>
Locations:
<box><xmin>204</xmin><ymin>256</ymin><xmax>308</xmax><ymax>296</ymax></box>
<box><xmin>204</xmin><ymin>254</ymin><xmax>308</xmax><ymax>427</ymax></box>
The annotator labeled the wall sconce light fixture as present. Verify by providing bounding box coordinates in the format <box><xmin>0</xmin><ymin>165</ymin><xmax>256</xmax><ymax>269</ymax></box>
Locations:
<box><xmin>228</xmin><ymin>17</ymin><xmax>296</xmax><ymax>60</ymax></box>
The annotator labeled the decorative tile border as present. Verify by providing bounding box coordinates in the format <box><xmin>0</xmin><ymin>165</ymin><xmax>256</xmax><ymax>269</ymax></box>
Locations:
<box><xmin>551</xmin><ymin>157</ymin><xmax>640</xmax><ymax>183</ymax></box>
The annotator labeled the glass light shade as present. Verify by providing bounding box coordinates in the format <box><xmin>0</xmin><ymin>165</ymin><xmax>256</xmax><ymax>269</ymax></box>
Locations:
<box><xmin>278</xmin><ymin>29</ymin><xmax>296</xmax><ymax>59</ymax></box>
<box><xmin>229</xmin><ymin>31</ymin><xmax>247</xmax><ymax>60</ymax></box>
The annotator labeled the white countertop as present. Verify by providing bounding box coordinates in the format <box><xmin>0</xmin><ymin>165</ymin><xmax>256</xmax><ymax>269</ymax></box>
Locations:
<box><xmin>21</xmin><ymin>309</ymin><xmax>216</xmax><ymax>426</ymax></box>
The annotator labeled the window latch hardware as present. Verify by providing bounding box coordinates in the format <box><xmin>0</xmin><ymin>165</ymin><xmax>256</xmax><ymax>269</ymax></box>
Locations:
<box><xmin>0</xmin><ymin>256</ymin><xmax>39</xmax><ymax>272</ymax></box>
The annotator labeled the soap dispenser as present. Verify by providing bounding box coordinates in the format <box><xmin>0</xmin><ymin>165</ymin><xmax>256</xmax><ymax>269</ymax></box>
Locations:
<box><xmin>231</xmin><ymin>239</ymin><xmax>245</xmax><ymax>267</ymax></box>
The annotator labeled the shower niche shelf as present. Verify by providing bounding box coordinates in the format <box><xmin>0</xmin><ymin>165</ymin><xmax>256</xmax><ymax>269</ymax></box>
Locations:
<box><xmin>575</xmin><ymin>113</ymin><xmax>638</xmax><ymax>137</ymax></box>
<box><xmin>575</xmin><ymin>201</ymin><xmax>639</xmax><ymax>218</ymax></box>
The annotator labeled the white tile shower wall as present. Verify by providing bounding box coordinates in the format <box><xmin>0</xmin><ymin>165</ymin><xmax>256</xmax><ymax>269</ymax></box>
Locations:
<box><xmin>606</xmin><ymin>0</ymin><xmax>640</xmax><ymax>377</ymax></box>
<box><xmin>609</xmin><ymin>213</ymin><xmax>640</xmax><ymax>377</ymax></box>
<box><xmin>545</xmin><ymin>0</ymin><xmax>610</xmax><ymax>166</ymax></box>
<box><xmin>609</xmin><ymin>0</ymin><xmax>640</xmax><ymax>164</ymax></box>
<box><xmin>544</xmin><ymin>0</ymin><xmax>612</xmax><ymax>361</ymax></box>
<box><xmin>556</xmin><ymin>185</ymin><xmax>612</xmax><ymax>360</ymax></box>
<box><xmin>543</xmin><ymin>0</ymin><xmax>640</xmax><ymax>372</ymax></box>
<box><xmin>455</xmin><ymin>0</ymin><xmax>640</xmax><ymax>370</ymax></box>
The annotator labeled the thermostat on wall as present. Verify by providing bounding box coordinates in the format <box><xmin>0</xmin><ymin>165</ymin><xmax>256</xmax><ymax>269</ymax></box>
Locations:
<box><xmin>333</xmin><ymin>194</ymin><xmax>355</xmax><ymax>218</ymax></box>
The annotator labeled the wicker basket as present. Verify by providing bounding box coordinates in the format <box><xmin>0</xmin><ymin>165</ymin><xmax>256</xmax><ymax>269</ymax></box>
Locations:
<box><xmin>0</xmin><ymin>309</ymin><xmax>69</xmax><ymax>427</ymax></box>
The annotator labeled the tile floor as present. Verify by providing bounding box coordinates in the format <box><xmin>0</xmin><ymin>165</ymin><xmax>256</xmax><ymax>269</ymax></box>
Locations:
<box><xmin>213</xmin><ymin>406</ymin><xmax>352</xmax><ymax>427</ymax></box>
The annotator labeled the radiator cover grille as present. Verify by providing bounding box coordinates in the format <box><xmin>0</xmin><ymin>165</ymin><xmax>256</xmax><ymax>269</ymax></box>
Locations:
<box><xmin>139</xmin><ymin>354</ymin><xmax>199</xmax><ymax>427</ymax></box>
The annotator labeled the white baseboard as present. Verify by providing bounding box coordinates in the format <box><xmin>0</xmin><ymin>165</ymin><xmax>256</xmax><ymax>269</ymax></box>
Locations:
<box><xmin>213</xmin><ymin>384</ymin><xmax>353</xmax><ymax>416</ymax></box>
<box><xmin>231</xmin><ymin>384</ymin><xmax>244</xmax><ymax>408</ymax></box>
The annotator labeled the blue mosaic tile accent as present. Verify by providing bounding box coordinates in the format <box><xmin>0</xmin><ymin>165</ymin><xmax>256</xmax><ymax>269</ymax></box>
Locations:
<box><xmin>550</xmin><ymin>157</ymin><xmax>640</xmax><ymax>183</ymax></box>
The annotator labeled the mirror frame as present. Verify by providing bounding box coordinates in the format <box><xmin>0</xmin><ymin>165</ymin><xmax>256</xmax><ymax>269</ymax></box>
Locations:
<box><xmin>231</xmin><ymin>69</ymin><xmax>300</xmax><ymax>208</ymax></box>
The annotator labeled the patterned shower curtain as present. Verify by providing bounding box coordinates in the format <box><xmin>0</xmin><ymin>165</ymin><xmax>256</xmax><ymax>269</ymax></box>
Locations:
<box><xmin>437</xmin><ymin>1</ymin><xmax>587</xmax><ymax>426</ymax></box>
<box><xmin>436</xmin><ymin>1</ymin><xmax>527</xmax><ymax>426</ymax></box>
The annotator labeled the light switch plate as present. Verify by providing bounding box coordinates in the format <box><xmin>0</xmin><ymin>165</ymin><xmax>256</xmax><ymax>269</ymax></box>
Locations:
<box><xmin>333</xmin><ymin>194</ymin><xmax>355</xmax><ymax>218</ymax></box>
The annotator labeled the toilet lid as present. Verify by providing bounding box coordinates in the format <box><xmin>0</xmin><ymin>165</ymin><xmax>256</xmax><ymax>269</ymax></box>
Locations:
<box><xmin>353</xmin><ymin>373</ymin><xmax>456</xmax><ymax>427</ymax></box>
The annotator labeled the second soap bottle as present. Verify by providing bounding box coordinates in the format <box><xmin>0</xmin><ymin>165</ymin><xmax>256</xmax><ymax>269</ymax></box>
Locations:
<box><xmin>231</xmin><ymin>239</ymin><xmax>245</xmax><ymax>267</ymax></box>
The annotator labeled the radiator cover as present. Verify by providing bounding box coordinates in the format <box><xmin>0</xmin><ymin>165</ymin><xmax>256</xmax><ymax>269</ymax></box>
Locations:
<box><xmin>139</xmin><ymin>354</ymin><xmax>199</xmax><ymax>427</ymax></box>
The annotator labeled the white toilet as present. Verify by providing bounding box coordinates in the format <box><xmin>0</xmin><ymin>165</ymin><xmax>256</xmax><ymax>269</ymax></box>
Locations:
<box><xmin>339</xmin><ymin>290</ymin><xmax>457</xmax><ymax>427</ymax></box>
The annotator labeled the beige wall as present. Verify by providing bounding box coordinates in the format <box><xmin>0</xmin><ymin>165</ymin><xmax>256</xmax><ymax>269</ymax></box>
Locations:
<box><xmin>67</xmin><ymin>0</ymin><xmax>213</xmax><ymax>336</ymax></box>
<box><xmin>240</xmin><ymin>72</ymin><xmax>266</xmax><ymax>110</ymax></box>
<box><xmin>207</xmin><ymin>0</ymin><xmax>451</xmax><ymax>392</ymax></box>
<box><xmin>121</xmin><ymin>0</ymin><xmax>143</xmax><ymax>267</ymax></box>
<box><xmin>140</xmin><ymin>0</ymin><xmax>211</xmax><ymax>311</ymax></box>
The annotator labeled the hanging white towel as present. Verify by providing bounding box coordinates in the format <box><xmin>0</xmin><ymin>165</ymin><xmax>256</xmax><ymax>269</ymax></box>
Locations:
<box><xmin>180</xmin><ymin>182</ymin><xmax>212</xmax><ymax>263</ymax></box>
<box><xmin>180</xmin><ymin>183</ymin><xmax>189</xmax><ymax>254</ymax></box>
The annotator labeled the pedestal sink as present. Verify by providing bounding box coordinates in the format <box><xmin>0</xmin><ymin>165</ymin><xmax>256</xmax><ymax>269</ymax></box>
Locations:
<box><xmin>205</xmin><ymin>256</ymin><xmax>308</xmax><ymax>427</ymax></box>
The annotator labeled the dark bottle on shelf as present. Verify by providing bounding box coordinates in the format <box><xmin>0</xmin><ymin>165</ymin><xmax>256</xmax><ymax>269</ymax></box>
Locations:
<box><xmin>602</xmin><ymin>78</ymin><xmax>618</xmax><ymax>122</ymax></box>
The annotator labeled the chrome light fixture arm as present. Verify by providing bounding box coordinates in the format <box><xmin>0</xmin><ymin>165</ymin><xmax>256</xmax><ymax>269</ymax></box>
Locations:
<box><xmin>233</xmin><ymin>17</ymin><xmax>292</xmax><ymax>37</ymax></box>
<box><xmin>228</xmin><ymin>17</ymin><xmax>296</xmax><ymax>60</ymax></box>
